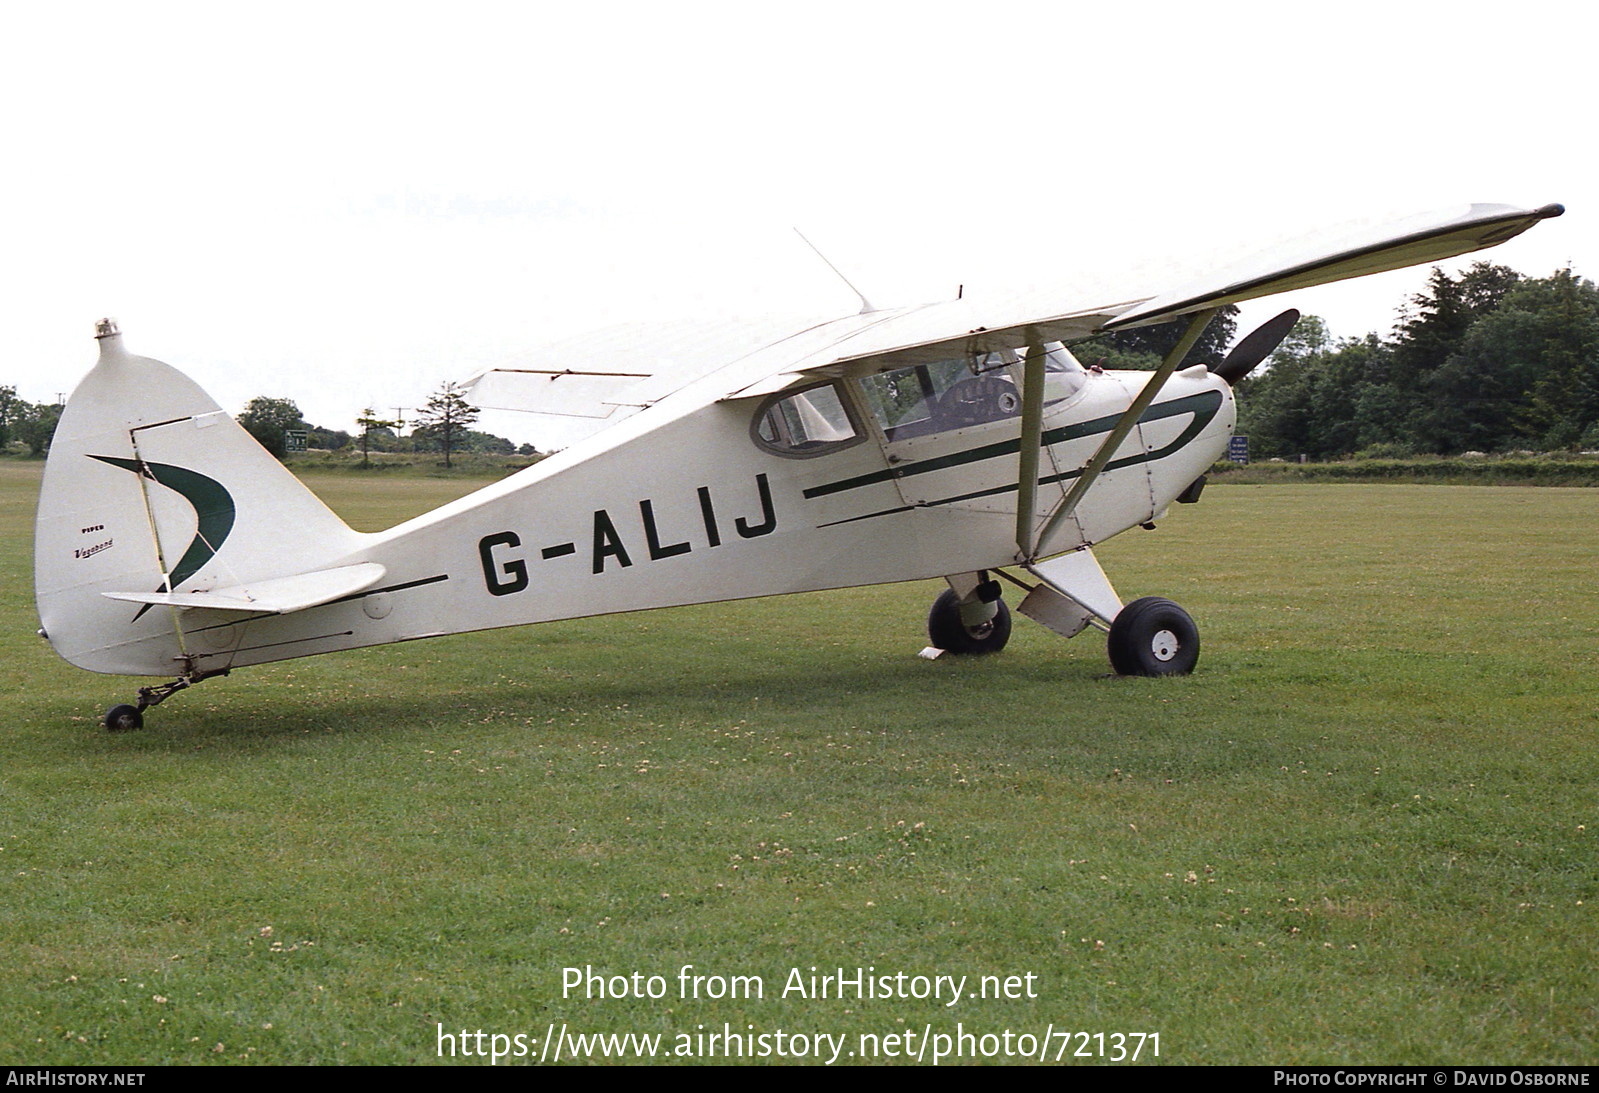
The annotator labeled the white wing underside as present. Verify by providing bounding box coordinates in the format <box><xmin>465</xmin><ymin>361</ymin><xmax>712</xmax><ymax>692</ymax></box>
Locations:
<box><xmin>463</xmin><ymin>203</ymin><xmax>1562</xmax><ymax>439</ymax></box>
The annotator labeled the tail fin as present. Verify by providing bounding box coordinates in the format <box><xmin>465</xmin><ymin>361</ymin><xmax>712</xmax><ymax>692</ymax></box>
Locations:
<box><xmin>34</xmin><ymin>321</ymin><xmax>368</xmax><ymax>675</ymax></box>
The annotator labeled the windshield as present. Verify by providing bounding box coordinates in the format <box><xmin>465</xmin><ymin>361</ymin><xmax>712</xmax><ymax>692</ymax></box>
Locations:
<box><xmin>856</xmin><ymin>343</ymin><xmax>1087</xmax><ymax>441</ymax></box>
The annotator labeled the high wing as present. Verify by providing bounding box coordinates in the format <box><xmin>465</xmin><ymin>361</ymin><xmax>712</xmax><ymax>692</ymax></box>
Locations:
<box><xmin>461</xmin><ymin>298</ymin><xmax>1137</xmax><ymax>436</ymax></box>
<box><xmin>1102</xmin><ymin>202</ymin><xmax>1566</xmax><ymax>330</ymax></box>
<box><xmin>463</xmin><ymin>203</ymin><xmax>1562</xmax><ymax>430</ymax></box>
<box><xmin>723</xmin><ymin>202</ymin><xmax>1564</xmax><ymax>397</ymax></box>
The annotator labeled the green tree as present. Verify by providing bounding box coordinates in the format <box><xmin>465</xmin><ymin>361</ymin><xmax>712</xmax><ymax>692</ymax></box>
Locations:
<box><xmin>1235</xmin><ymin>320</ymin><xmax>1402</xmax><ymax>460</ymax></box>
<box><xmin>1235</xmin><ymin>315</ymin><xmax>1331</xmax><ymax>458</ymax></box>
<box><xmin>0</xmin><ymin>385</ymin><xmax>19</xmax><ymax>450</ymax></box>
<box><xmin>1389</xmin><ymin>263</ymin><xmax>1521</xmax><ymax>449</ymax></box>
<box><xmin>355</xmin><ymin>408</ymin><xmax>401</xmax><ymax>467</ymax></box>
<box><xmin>453</xmin><ymin>429</ymin><xmax>515</xmax><ymax>455</ymax></box>
<box><xmin>1506</xmin><ymin>270</ymin><xmax>1599</xmax><ymax>449</ymax></box>
<box><xmin>1422</xmin><ymin>305</ymin><xmax>1546</xmax><ymax>451</ymax></box>
<box><xmin>413</xmin><ymin>382</ymin><xmax>479</xmax><ymax>468</ymax></box>
<box><xmin>1071</xmin><ymin>305</ymin><xmax>1240</xmax><ymax>370</ymax></box>
<box><xmin>305</xmin><ymin>425</ymin><xmax>352</xmax><ymax>451</ymax></box>
<box><xmin>1388</xmin><ymin>269</ymin><xmax>1599</xmax><ymax>452</ymax></box>
<box><xmin>1330</xmin><ymin>337</ymin><xmax>1402</xmax><ymax>452</ymax></box>
<box><xmin>16</xmin><ymin>401</ymin><xmax>62</xmax><ymax>456</ymax></box>
<box><xmin>238</xmin><ymin>396</ymin><xmax>305</xmax><ymax>460</ymax></box>
<box><xmin>1225</xmin><ymin>264</ymin><xmax>1599</xmax><ymax>457</ymax></box>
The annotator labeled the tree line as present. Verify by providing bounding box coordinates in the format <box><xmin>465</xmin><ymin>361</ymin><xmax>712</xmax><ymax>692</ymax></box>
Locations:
<box><xmin>234</xmin><ymin>381</ymin><xmax>532</xmax><ymax>466</ymax></box>
<box><xmin>0</xmin><ymin>379</ymin><xmax>531</xmax><ymax>466</ymax></box>
<box><xmin>1227</xmin><ymin>265</ymin><xmax>1599</xmax><ymax>459</ymax></box>
<box><xmin>10</xmin><ymin>267</ymin><xmax>1596</xmax><ymax>464</ymax></box>
<box><xmin>0</xmin><ymin>389</ymin><xmax>62</xmax><ymax>456</ymax></box>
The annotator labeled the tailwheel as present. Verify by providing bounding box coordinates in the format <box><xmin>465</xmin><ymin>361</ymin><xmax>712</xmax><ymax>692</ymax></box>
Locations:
<box><xmin>927</xmin><ymin>586</ymin><xmax>1012</xmax><ymax>655</ymax></box>
<box><xmin>103</xmin><ymin>704</ymin><xmax>144</xmax><ymax>732</ymax></box>
<box><xmin>1107</xmin><ymin>597</ymin><xmax>1199</xmax><ymax>676</ymax></box>
<box><xmin>98</xmin><ymin>667</ymin><xmax>229</xmax><ymax>731</ymax></box>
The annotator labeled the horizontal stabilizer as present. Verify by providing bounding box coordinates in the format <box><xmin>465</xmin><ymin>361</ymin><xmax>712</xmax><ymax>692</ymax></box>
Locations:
<box><xmin>1104</xmin><ymin>203</ymin><xmax>1565</xmax><ymax>330</ymax></box>
<box><xmin>103</xmin><ymin>562</ymin><xmax>386</xmax><ymax>615</ymax></box>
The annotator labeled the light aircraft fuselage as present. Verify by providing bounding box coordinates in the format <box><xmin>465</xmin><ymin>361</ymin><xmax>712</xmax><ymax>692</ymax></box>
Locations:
<box><xmin>32</xmin><ymin>202</ymin><xmax>1564</xmax><ymax>728</ymax></box>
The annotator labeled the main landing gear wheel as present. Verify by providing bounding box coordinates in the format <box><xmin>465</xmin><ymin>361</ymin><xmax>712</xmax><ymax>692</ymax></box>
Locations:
<box><xmin>927</xmin><ymin>588</ymin><xmax>1012</xmax><ymax>655</ymax></box>
<box><xmin>1107</xmin><ymin>597</ymin><xmax>1200</xmax><ymax>677</ymax></box>
<box><xmin>103</xmin><ymin>704</ymin><xmax>144</xmax><ymax>732</ymax></box>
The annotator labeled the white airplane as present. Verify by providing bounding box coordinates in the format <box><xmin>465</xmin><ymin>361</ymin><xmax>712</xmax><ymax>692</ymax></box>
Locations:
<box><xmin>34</xmin><ymin>203</ymin><xmax>1563</xmax><ymax>730</ymax></box>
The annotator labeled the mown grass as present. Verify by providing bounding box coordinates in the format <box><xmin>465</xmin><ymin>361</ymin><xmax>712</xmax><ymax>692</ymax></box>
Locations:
<box><xmin>1</xmin><ymin>462</ymin><xmax>1595</xmax><ymax>1065</ymax></box>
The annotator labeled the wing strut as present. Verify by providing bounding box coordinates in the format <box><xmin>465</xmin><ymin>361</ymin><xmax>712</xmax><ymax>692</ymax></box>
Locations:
<box><xmin>1014</xmin><ymin>342</ymin><xmax>1049</xmax><ymax>558</ymax></box>
<box><xmin>1025</xmin><ymin>307</ymin><xmax>1220</xmax><ymax>559</ymax></box>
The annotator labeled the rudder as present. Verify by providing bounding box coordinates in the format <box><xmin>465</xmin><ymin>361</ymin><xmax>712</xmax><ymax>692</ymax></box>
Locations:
<box><xmin>34</xmin><ymin>321</ymin><xmax>368</xmax><ymax>675</ymax></box>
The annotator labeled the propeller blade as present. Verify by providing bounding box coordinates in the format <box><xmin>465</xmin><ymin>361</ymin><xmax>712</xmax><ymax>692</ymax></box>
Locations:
<box><xmin>1212</xmin><ymin>308</ymin><xmax>1300</xmax><ymax>385</ymax></box>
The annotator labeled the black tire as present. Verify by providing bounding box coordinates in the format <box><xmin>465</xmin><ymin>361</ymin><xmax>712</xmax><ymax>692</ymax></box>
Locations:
<box><xmin>1107</xmin><ymin>597</ymin><xmax>1199</xmax><ymax>676</ymax></box>
<box><xmin>927</xmin><ymin>589</ymin><xmax>1011</xmax><ymax>655</ymax></box>
<box><xmin>104</xmin><ymin>704</ymin><xmax>144</xmax><ymax>732</ymax></box>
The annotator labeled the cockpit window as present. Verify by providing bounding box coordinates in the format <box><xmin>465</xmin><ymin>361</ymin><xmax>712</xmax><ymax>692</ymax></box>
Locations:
<box><xmin>751</xmin><ymin>383</ymin><xmax>861</xmax><ymax>457</ymax></box>
<box><xmin>1041</xmin><ymin>343</ymin><xmax>1088</xmax><ymax>403</ymax></box>
<box><xmin>857</xmin><ymin>351</ymin><xmax>1023</xmax><ymax>440</ymax></box>
<box><xmin>855</xmin><ymin>344</ymin><xmax>1091</xmax><ymax>441</ymax></box>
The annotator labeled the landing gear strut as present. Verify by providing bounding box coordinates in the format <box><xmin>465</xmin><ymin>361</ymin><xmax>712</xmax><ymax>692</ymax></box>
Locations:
<box><xmin>101</xmin><ymin>668</ymin><xmax>230</xmax><ymax>731</ymax></box>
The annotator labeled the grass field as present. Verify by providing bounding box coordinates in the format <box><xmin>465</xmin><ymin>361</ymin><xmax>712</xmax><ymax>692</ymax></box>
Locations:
<box><xmin>2</xmin><ymin>460</ymin><xmax>1595</xmax><ymax>1065</ymax></box>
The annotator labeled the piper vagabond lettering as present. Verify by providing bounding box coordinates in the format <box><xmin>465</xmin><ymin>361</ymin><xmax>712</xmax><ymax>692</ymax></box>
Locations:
<box><xmin>34</xmin><ymin>203</ymin><xmax>1564</xmax><ymax>729</ymax></box>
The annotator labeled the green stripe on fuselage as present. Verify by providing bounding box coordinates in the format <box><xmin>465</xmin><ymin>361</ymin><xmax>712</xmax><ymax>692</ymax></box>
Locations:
<box><xmin>804</xmin><ymin>390</ymin><xmax>1223</xmax><ymax>501</ymax></box>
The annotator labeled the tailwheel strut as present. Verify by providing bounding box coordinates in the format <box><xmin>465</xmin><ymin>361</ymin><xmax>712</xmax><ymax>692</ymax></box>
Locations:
<box><xmin>102</xmin><ymin>667</ymin><xmax>230</xmax><ymax>732</ymax></box>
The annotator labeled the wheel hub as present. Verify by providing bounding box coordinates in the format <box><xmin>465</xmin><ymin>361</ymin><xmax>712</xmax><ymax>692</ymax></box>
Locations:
<box><xmin>1150</xmin><ymin>629</ymin><xmax>1179</xmax><ymax>662</ymax></box>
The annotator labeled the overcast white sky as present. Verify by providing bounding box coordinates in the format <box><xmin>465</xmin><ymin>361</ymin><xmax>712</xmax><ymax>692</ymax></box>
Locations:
<box><xmin>3</xmin><ymin>1</ymin><xmax>1588</xmax><ymax>444</ymax></box>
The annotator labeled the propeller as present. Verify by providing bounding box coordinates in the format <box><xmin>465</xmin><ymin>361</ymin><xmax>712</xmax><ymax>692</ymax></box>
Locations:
<box><xmin>1211</xmin><ymin>308</ymin><xmax>1300</xmax><ymax>386</ymax></box>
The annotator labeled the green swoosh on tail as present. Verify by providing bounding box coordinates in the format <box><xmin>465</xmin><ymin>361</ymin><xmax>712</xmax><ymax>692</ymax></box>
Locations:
<box><xmin>90</xmin><ymin>455</ymin><xmax>236</xmax><ymax>589</ymax></box>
